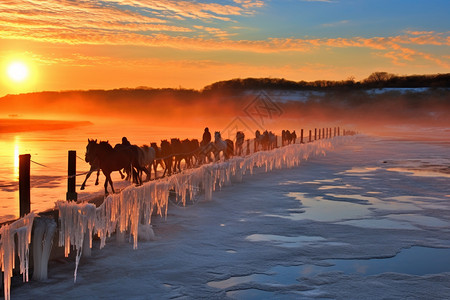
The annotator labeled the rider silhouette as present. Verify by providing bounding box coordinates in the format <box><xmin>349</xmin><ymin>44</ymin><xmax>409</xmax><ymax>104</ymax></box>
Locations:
<box><xmin>201</xmin><ymin>127</ymin><xmax>211</xmax><ymax>146</ymax></box>
<box><xmin>122</xmin><ymin>137</ymin><xmax>131</xmax><ymax>146</ymax></box>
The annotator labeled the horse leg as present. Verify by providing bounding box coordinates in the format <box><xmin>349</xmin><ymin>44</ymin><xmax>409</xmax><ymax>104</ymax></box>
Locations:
<box><xmin>135</xmin><ymin>166</ymin><xmax>143</xmax><ymax>185</ymax></box>
<box><xmin>80</xmin><ymin>170</ymin><xmax>93</xmax><ymax>190</ymax></box>
<box><xmin>104</xmin><ymin>172</ymin><xmax>114</xmax><ymax>195</ymax></box>
<box><xmin>144</xmin><ymin>165</ymin><xmax>151</xmax><ymax>181</ymax></box>
<box><xmin>95</xmin><ymin>169</ymin><xmax>100</xmax><ymax>185</ymax></box>
<box><xmin>119</xmin><ymin>170</ymin><xmax>125</xmax><ymax>179</ymax></box>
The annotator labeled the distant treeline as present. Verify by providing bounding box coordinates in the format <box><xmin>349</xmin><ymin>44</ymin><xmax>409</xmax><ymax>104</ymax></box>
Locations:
<box><xmin>202</xmin><ymin>72</ymin><xmax>450</xmax><ymax>92</ymax></box>
<box><xmin>1</xmin><ymin>72</ymin><xmax>449</xmax><ymax>131</ymax></box>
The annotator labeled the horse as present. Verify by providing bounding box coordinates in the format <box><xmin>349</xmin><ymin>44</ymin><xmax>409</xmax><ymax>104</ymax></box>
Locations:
<box><xmin>113</xmin><ymin>143</ymin><xmax>149</xmax><ymax>185</ymax></box>
<box><xmin>235</xmin><ymin>131</ymin><xmax>245</xmax><ymax>156</ymax></box>
<box><xmin>290</xmin><ymin>130</ymin><xmax>297</xmax><ymax>144</ymax></box>
<box><xmin>85</xmin><ymin>140</ymin><xmax>138</xmax><ymax>195</ymax></box>
<box><xmin>171</xmin><ymin>138</ymin><xmax>184</xmax><ymax>173</ymax></box>
<box><xmin>151</xmin><ymin>142</ymin><xmax>164</xmax><ymax>179</ymax></box>
<box><xmin>187</xmin><ymin>139</ymin><xmax>200</xmax><ymax>167</ymax></box>
<box><xmin>81</xmin><ymin>139</ymin><xmax>101</xmax><ymax>190</ymax></box>
<box><xmin>281</xmin><ymin>130</ymin><xmax>289</xmax><ymax>146</ymax></box>
<box><xmin>255</xmin><ymin>130</ymin><xmax>264</xmax><ymax>152</ymax></box>
<box><xmin>267</xmin><ymin>131</ymin><xmax>277</xmax><ymax>150</ymax></box>
<box><xmin>180</xmin><ymin>138</ymin><xmax>197</xmax><ymax>169</ymax></box>
<box><xmin>283</xmin><ymin>130</ymin><xmax>297</xmax><ymax>145</ymax></box>
<box><xmin>198</xmin><ymin>141</ymin><xmax>215</xmax><ymax>164</ymax></box>
<box><xmin>213</xmin><ymin>131</ymin><xmax>234</xmax><ymax>161</ymax></box>
<box><xmin>160</xmin><ymin>140</ymin><xmax>173</xmax><ymax>177</ymax></box>
<box><xmin>138</xmin><ymin>145</ymin><xmax>155</xmax><ymax>181</ymax></box>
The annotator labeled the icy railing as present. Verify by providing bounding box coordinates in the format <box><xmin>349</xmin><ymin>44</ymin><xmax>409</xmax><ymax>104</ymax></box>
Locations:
<box><xmin>56</xmin><ymin>136</ymin><xmax>354</xmax><ymax>282</ymax></box>
<box><xmin>0</xmin><ymin>213</ymin><xmax>35</xmax><ymax>300</ymax></box>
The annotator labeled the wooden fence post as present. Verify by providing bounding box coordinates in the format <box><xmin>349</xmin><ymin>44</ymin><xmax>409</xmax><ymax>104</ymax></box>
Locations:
<box><xmin>314</xmin><ymin>128</ymin><xmax>317</xmax><ymax>140</ymax></box>
<box><xmin>246</xmin><ymin>139</ymin><xmax>250</xmax><ymax>155</ymax></box>
<box><xmin>338</xmin><ymin>127</ymin><xmax>340</xmax><ymax>136</ymax></box>
<box><xmin>309</xmin><ymin>130</ymin><xmax>312</xmax><ymax>142</ymax></box>
<box><xmin>300</xmin><ymin>129</ymin><xmax>304</xmax><ymax>143</ymax></box>
<box><xmin>66</xmin><ymin>150</ymin><xmax>77</xmax><ymax>201</ymax></box>
<box><xmin>19</xmin><ymin>154</ymin><xmax>31</xmax><ymax>217</ymax></box>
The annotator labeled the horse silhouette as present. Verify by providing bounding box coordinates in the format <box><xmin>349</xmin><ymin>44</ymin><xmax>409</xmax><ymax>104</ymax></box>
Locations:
<box><xmin>235</xmin><ymin>131</ymin><xmax>245</xmax><ymax>156</ymax></box>
<box><xmin>151</xmin><ymin>142</ymin><xmax>164</xmax><ymax>179</ymax></box>
<box><xmin>85</xmin><ymin>139</ymin><xmax>138</xmax><ymax>194</ymax></box>
<box><xmin>160</xmin><ymin>140</ymin><xmax>173</xmax><ymax>177</ymax></box>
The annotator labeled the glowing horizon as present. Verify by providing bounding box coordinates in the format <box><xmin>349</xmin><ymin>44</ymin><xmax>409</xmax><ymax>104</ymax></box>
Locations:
<box><xmin>0</xmin><ymin>0</ymin><xmax>449</xmax><ymax>96</ymax></box>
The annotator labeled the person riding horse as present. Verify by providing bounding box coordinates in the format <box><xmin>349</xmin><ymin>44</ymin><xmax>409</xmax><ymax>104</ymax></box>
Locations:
<box><xmin>201</xmin><ymin>127</ymin><xmax>211</xmax><ymax>147</ymax></box>
<box><xmin>122</xmin><ymin>137</ymin><xmax>131</xmax><ymax>146</ymax></box>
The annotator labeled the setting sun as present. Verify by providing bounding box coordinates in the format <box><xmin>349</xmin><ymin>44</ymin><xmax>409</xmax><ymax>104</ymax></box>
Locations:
<box><xmin>7</xmin><ymin>61</ymin><xmax>29</xmax><ymax>82</ymax></box>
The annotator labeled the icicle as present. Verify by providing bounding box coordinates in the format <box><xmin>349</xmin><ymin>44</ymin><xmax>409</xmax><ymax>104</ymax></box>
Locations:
<box><xmin>0</xmin><ymin>212</ymin><xmax>35</xmax><ymax>300</ymax></box>
<box><xmin>56</xmin><ymin>201</ymin><xmax>96</xmax><ymax>283</ymax></box>
<box><xmin>32</xmin><ymin>217</ymin><xmax>57</xmax><ymax>281</ymax></box>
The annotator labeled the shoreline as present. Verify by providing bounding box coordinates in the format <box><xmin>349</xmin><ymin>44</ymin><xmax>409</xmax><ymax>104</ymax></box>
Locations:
<box><xmin>0</xmin><ymin>119</ymin><xmax>93</xmax><ymax>134</ymax></box>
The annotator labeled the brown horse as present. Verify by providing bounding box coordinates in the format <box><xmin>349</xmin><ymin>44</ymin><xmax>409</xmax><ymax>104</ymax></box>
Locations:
<box><xmin>151</xmin><ymin>142</ymin><xmax>164</xmax><ymax>179</ymax></box>
<box><xmin>235</xmin><ymin>131</ymin><xmax>245</xmax><ymax>156</ymax></box>
<box><xmin>85</xmin><ymin>140</ymin><xmax>138</xmax><ymax>194</ymax></box>
<box><xmin>160</xmin><ymin>140</ymin><xmax>173</xmax><ymax>177</ymax></box>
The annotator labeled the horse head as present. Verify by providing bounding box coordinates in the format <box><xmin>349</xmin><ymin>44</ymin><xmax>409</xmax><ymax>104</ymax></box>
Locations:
<box><xmin>214</xmin><ymin>131</ymin><xmax>222</xmax><ymax>142</ymax></box>
<box><xmin>85</xmin><ymin>139</ymin><xmax>98</xmax><ymax>163</ymax></box>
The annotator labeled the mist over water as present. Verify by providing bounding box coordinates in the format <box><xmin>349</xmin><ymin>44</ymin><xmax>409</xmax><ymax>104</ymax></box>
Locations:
<box><xmin>0</xmin><ymin>87</ymin><xmax>449</xmax><ymax>222</ymax></box>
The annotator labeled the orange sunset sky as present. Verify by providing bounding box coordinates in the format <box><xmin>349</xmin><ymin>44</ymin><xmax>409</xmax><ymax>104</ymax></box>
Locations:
<box><xmin>0</xmin><ymin>0</ymin><xmax>449</xmax><ymax>96</ymax></box>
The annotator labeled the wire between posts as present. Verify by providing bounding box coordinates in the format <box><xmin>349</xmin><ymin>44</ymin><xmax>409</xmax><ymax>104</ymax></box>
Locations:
<box><xmin>30</xmin><ymin>160</ymin><xmax>51</xmax><ymax>168</ymax></box>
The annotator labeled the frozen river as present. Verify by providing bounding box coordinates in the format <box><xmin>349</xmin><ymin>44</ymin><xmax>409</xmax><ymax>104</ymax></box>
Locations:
<box><xmin>12</xmin><ymin>135</ymin><xmax>450</xmax><ymax>299</ymax></box>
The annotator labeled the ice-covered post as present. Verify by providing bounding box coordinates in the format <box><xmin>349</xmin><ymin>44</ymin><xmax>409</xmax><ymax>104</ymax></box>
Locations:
<box><xmin>19</xmin><ymin>154</ymin><xmax>31</xmax><ymax>217</ymax></box>
<box><xmin>66</xmin><ymin>150</ymin><xmax>77</xmax><ymax>201</ymax></box>
<box><xmin>32</xmin><ymin>217</ymin><xmax>57</xmax><ymax>281</ymax></box>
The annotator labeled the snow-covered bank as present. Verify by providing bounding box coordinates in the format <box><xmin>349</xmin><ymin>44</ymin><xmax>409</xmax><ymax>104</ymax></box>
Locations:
<box><xmin>8</xmin><ymin>135</ymin><xmax>450</xmax><ymax>299</ymax></box>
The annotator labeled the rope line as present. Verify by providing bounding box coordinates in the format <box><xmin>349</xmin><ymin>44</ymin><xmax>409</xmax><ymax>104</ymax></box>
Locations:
<box><xmin>30</xmin><ymin>160</ymin><xmax>51</xmax><ymax>168</ymax></box>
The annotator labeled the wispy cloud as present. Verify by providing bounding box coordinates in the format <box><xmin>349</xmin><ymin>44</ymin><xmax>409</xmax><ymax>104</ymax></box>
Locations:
<box><xmin>322</xmin><ymin>20</ymin><xmax>349</xmax><ymax>27</ymax></box>
<box><xmin>1</xmin><ymin>1</ymin><xmax>448</xmax><ymax>72</ymax></box>
<box><xmin>0</xmin><ymin>0</ymin><xmax>265</xmax><ymax>43</ymax></box>
<box><xmin>301</xmin><ymin>0</ymin><xmax>336</xmax><ymax>3</ymax></box>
